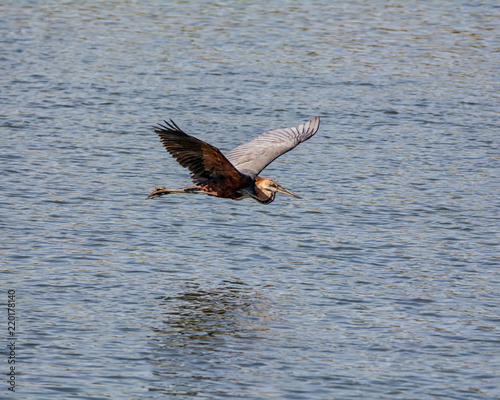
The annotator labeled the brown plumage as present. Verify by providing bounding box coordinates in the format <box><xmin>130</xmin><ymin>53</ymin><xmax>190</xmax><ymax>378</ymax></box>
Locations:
<box><xmin>147</xmin><ymin>116</ymin><xmax>320</xmax><ymax>204</ymax></box>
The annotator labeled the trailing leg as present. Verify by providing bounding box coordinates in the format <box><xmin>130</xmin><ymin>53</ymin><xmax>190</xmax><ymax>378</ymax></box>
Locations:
<box><xmin>146</xmin><ymin>187</ymin><xmax>200</xmax><ymax>199</ymax></box>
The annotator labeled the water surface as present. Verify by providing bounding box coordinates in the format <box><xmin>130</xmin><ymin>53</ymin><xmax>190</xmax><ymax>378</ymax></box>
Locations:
<box><xmin>1</xmin><ymin>1</ymin><xmax>499</xmax><ymax>399</ymax></box>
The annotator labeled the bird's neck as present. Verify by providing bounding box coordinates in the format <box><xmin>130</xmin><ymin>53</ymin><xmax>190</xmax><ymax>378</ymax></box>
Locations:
<box><xmin>254</xmin><ymin>177</ymin><xmax>275</xmax><ymax>204</ymax></box>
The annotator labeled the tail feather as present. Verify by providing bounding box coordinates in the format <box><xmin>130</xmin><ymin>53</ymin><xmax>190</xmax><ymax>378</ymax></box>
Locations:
<box><xmin>146</xmin><ymin>187</ymin><xmax>200</xmax><ymax>199</ymax></box>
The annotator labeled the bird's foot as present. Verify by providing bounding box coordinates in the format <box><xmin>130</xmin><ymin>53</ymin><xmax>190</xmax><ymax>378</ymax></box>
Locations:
<box><xmin>146</xmin><ymin>187</ymin><xmax>166</xmax><ymax>199</ymax></box>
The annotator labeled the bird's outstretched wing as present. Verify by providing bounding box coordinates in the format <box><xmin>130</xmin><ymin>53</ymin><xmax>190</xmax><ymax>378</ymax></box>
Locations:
<box><xmin>226</xmin><ymin>116</ymin><xmax>320</xmax><ymax>178</ymax></box>
<box><xmin>154</xmin><ymin>120</ymin><xmax>244</xmax><ymax>185</ymax></box>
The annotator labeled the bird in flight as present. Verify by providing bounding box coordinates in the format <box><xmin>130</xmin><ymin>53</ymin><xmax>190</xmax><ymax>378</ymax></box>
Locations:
<box><xmin>146</xmin><ymin>116</ymin><xmax>320</xmax><ymax>204</ymax></box>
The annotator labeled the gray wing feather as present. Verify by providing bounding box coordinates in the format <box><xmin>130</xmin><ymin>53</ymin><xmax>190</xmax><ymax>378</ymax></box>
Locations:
<box><xmin>225</xmin><ymin>116</ymin><xmax>320</xmax><ymax>177</ymax></box>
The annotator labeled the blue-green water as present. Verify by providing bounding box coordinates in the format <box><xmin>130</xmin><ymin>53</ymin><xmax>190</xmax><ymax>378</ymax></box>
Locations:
<box><xmin>1</xmin><ymin>1</ymin><xmax>499</xmax><ymax>399</ymax></box>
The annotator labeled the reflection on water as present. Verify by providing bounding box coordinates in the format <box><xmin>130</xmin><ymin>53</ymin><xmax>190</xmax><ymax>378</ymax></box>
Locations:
<box><xmin>150</xmin><ymin>281</ymin><xmax>275</xmax><ymax>397</ymax></box>
<box><xmin>1</xmin><ymin>0</ymin><xmax>500</xmax><ymax>399</ymax></box>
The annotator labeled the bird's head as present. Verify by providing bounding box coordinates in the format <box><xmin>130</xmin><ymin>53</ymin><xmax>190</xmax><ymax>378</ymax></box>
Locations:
<box><xmin>255</xmin><ymin>177</ymin><xmax>301</xmax><ymax>203</ymax></box>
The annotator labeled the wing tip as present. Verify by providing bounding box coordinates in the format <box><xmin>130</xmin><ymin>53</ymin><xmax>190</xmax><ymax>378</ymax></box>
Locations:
<box><xmin>297</xmin><ymin>116</ymin><xmax>320</xmax><ymax>142</ymax></box>
<box><xmin>309</xmin><ymin>116</ymin><xmax>320</xmax><ymax>133</ymax></box>
<box><xmin>153</xmin><ymin>118</ymin><xmax>185</xmax><ymax>135</ymax></box>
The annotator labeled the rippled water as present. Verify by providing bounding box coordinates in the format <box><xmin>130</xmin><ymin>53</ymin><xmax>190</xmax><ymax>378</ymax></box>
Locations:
<box><xmin>1</xmin><ymin>1</ymin><xmax>500</xmax><ymax>399</ymax></box>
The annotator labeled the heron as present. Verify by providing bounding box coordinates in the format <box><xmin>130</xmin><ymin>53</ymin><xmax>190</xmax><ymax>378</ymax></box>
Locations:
<box><xmin>146</xmin><ymin>116</ymin><xmax>320</xmax><ymax>204</ymax></box>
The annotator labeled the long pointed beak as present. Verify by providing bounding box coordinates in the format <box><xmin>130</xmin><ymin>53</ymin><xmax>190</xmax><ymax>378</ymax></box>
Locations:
<box><xmin>275</xmin><ymin>183</ymin><xmax>301</xmax><ymax>199</ymax></box>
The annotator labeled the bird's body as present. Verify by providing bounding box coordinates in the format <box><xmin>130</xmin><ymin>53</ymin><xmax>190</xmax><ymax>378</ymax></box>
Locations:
<box><xmin>147</xmin><ymin>116</ymin><xmax>320</xmax><ymax>204</ymax></box>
